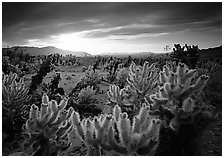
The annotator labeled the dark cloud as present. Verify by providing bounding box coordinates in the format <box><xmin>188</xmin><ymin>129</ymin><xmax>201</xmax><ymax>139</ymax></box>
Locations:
<box><xmin>2</xmin><ymin>2</ymin><xmax>222</xmax><ymax>51</ymax></box>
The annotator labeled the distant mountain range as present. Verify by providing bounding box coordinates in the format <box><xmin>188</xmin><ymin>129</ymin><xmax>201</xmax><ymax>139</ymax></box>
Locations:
<box><xmin>2</xmin><ymin>46</ymin><xmax>91</xmax><ymax>57</ymax></box>
<box><xmin>2</xmin><ymin>45</ymin><xmax>221</xmax><ymax>60</ymax></box>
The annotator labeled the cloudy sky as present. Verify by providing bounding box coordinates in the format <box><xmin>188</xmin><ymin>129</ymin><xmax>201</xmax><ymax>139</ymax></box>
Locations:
<box><xmin>2</xmin><ymin>2</ymin><xmax>222</xmax><ymax>54</ymax></box>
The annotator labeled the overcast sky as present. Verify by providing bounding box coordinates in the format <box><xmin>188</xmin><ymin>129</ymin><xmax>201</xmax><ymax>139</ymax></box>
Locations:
<box><xmin>2</xmin><ymin>2</ymin><xmax>222</xmax><ymax>54</ymax></box>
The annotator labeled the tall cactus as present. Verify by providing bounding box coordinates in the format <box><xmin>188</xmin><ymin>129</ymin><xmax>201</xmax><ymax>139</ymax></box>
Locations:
<box><xmin>2</xmin><ymin>73</ymin><xmax>31</xmax><ymax>141</ymax></box>
<box><xmin>146</xmin><ymin>62</ymin><xmax>209</xmax><ymax>131</ymax></box>
<box><xmin>24</xmin><ymin>93</ymin><xmax>74</xmax><ymax>155</ymax></box>
<box><xmin>72</xmin><ymin>104</ymin><xmax>161</xmax><ymax>156</ymax></box>
<box><xmin>127</xmin><ymin>61</ymin><xmax>159</xmax><ymax>100</ymax></box>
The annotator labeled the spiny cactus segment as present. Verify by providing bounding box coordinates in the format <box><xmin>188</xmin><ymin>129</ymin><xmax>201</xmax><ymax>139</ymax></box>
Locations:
<box><xmin>24</xmin><ymin>93</ymin><xmax>74</xmax><ymax>155</ymax></box>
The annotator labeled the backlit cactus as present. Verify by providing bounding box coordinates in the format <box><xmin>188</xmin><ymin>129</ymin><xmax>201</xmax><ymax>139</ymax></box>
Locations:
<box><xmin>127</xmin><ymin>61</ymin><xmax>159</xmax><ymax>99</ymax></box>
<box><xmin>2</xmin><ymin>73</ymin><xmax>31</xmax><ymax>123</ymax></box>
<box><xmin>24</xmin><ymin>93</ymin><xmax>74</xmax><ymax>155</ymax></box>
<box><xmin>147</xmin><ymin>62</ymin><xmax>209</xmax><ymax>131</ymax></box>
<box><xmin>71</xmin><ymin>104</ymin><xmax>161</xmax><ymax>155</ymax></box>
<box><xmin>107</xmin><ymin>84</ymin><xmax>131</xmax><ymax>108</ymax></box>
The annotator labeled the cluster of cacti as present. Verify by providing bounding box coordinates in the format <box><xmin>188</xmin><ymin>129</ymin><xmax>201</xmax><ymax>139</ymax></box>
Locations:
<box><xmin>3</xmin><ymin>51</ymin><xmax>215</xmax><ymax>156</ymax></box>
<box><xmin>106</xmin><ymin>61</ymin><xmax>159</xmax><ymax>117</ymax></box>
<box><xmin>72</xmin><ymin>104</ymin><xmax>161</xmax><ymax>155</ymax></box>
<box><xmin>107</xmin><ymin>61</ymin><xmax>209</xmax><ymax>132</ymax></box>
<box><xmin>146</xmin><ymin>62</ymin><xmax>209</xmax><ymax>131</ymax></box>
<box><xmin>24</xmin><ymin>93</ymin><xmax>73</xmax><ymax>155</ymax></box>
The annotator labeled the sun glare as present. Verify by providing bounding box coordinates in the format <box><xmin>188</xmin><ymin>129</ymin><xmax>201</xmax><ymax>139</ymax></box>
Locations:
<box><xmin>53</xmin><ymin>33</ymin><xmax>93</xmax><ymax>52</ymax></box>
<box><xmin>52</xmin><ymin>32</ymin><xmax>127</xmax><ymax>54</ymax></box>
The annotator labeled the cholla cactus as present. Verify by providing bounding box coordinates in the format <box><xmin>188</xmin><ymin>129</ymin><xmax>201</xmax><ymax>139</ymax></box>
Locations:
<box><xmin>125</xmin><ymin>61</ymin><xmax>159</xmax><ymax>108</ymax></box>
<box><xmin>127</xmin><ymin>61</ymin><xmax>159</xmax><ymax>98</ymax></box>
<box><xmin>107</xmin><ymin>84</ymin><xmax>131</xmax><ymax>108</ymax></box>
<box><xmin>72</xmin><ymin>104</ymin><xmax>161</xmax><ymax>156</ymax></box>
<box><xmin>24</xmin><ymin>93</ymin><xmax>74</xmax><ymax>155</ymax></box>
<box><xmin>146</xmin><ymin>62</ymin><xmax>209</xmax><ymax>131</ymax></box>
<box><xmin>3</xmin><ymin>73</ymin><xmax>31</xmax><ymax>121</ymax></box>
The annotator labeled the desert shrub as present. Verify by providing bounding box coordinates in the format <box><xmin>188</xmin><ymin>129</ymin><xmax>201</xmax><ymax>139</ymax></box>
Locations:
<box><xmin>69</xmin><ymin>86</ymin><xmax>102</xmax><ymax>118</ymax></box>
